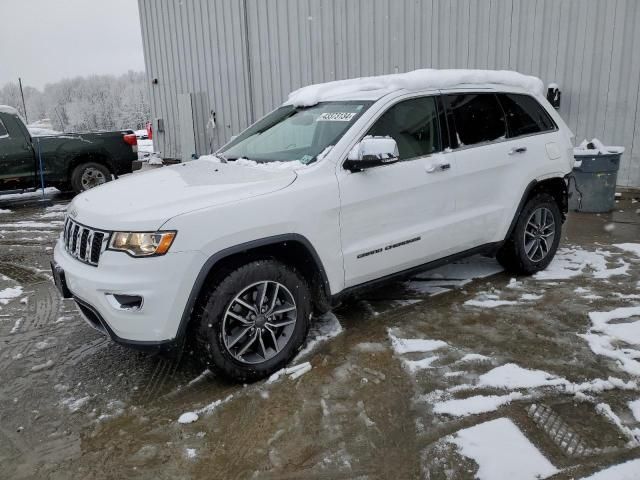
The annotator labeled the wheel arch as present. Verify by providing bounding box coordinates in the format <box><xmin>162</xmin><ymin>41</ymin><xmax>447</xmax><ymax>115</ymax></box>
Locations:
<box><xmin>68</xmin><ymin>150</ymin><xmax>116</xmax><ymax>180</ymax></box>
<box><xmin>504</xmin><ymin>176</ymin><xmax>568</xmax><ymax>241</ymax></box>
<box><xmin>176</xmin><ymin>234</ymin><xmax>332</xmax><ymax>341</ymax></box>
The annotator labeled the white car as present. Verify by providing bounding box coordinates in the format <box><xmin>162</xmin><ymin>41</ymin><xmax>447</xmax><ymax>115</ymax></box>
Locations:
<box><xmin>52</xmin><ymin>69</ymin><xmax>574</xmax><ymax>381</ymax></box>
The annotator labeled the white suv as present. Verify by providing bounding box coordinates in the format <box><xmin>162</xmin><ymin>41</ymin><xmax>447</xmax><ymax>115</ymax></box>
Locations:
<box><xmin>52</xmin><ymin>70</ymin><xmax>574</xmax><ymax>381</ymax></box>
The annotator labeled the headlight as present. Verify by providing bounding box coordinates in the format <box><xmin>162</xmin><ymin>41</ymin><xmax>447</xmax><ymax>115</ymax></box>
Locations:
<box><xmin>108</xmin><ymin>231</ymin><xmax>176</xmax><ymax>257</ymax></box>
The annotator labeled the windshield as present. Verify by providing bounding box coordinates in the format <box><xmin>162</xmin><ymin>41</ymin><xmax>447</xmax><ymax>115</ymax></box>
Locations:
<box><xmin>218</xmin><ymin>101</ymin><xmax>372</xmax><ymax>164</ymax></box>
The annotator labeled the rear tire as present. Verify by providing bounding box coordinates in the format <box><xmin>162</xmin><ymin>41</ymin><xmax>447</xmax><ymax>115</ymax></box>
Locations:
<box><xmin>193</xmin><ymin>259</ymin><xmax>311</xmax><ymax>382</ymax></box>
<box><xmin>70</xmin><ymin>162</ymin><xmax>112</xmax><ymax>193</ymax></box>
<box><xmin>497</xmin><ymin>193</ymin><xmax>562</xmax><ymax>275</ymax></box>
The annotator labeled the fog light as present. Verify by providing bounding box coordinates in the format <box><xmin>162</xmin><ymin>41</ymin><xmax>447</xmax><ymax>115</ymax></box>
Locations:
<box><xmin>106</xmin><ymin>293</ymin><xmax>143</xmax><ymax>311</ymax></box>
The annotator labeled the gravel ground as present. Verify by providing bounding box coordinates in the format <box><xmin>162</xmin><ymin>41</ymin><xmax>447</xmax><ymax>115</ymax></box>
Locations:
<box><xmin>1</xmin><ymin>188</ymin><xmax>640</xmax><ymax>479</ymax></box>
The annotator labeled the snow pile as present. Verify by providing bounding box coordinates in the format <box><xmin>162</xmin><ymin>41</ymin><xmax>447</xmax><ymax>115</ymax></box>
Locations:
<box><xmin>201</xmin><ymin>154</ymin><xmax>307</xmax><ymax>171</ymax></box>
<box><xmin>28</xmin><ymin>126</ymin><xmax>62</xmax><ymax>137</ymax></box>
<box><xmin>267</xmin><ymin>361</ymin><xmax>313</xmax><ymax>383</ymax></box>
<box><xmin>0</xmin><ymin>209</ymin><xmax>11</xmax><ymax>214</ymax></box>
<box><xmin>449</xmin><ymin>418</ymin><xmax>558</xmax><ymax>480</ymax></box>
<box><xmin>477</xmin><ymin>363</ymin><xmax>568</xmax><ymax>390</ymax></box>
<box><xmin>534</xmin><ymin>247</ymin><xmax>629</xmax><ymax>280</ymax></box>
<box><xmin>580</xmin><ymin>306</ymin><xmax>640</xmax><ymax>376</ymax></box>
<box><xmin>177</xmin><ymin>394</ymin><xmax>233</xmax><ymax>424</ymax></box>
<box><xmin>580</xmin><ymin>459</ymin><xmax>640</xmax><ymax>480</ymax></box>
<box><xmin>464</xmin><ymin>293</ymin><xmax>519</xmax><ymax>308</ymax></box>
<box><xmin>629</xmin><ymin>399</ymin><xmax>640</xmax><ymax>422</ymax></box>
<box><xmin>574</xmin><ymin>138</ymin><xmax>625</xmax><ymax>156</ymax></box>
<box><xmin>295</xmin><ymin>312</ymin><xmax>343</xmax><ymax>360</ymax></box>
<box><xmin>0</xmin><ymin>105</ymin><xmax>19</xmax><ymax>116</ymax></box>
<box><xmin>0</xmin><ymin>286</ymin><xmax>23</xmax><ymax>305</ymax></box>
<box><xmin>433</xmin><ymin>392</ymin><xmax>524</xmax><ymax>417</ymax></box>
<box><xmin>287</xmin><ymin>69</ymin><xmax>545</xmax><ymax>107</ymax></box>
<box><xmin>388</xmin><ymin>330</ymin><xmax>448</xmax><ymax>354</ymax></box>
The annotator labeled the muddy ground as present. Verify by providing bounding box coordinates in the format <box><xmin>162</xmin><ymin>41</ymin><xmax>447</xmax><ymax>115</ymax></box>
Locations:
<box><xmin>1</xmin><ymin>189</ymin><xmax>640</xmax><ymax>479</ymax></box>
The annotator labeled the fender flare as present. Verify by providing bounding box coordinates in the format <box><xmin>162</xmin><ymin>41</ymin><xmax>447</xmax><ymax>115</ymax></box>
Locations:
<box><xmin>175</xmin><ymin>233</ymin><xmax>331</xmax><ymax>340</ymax></box>
<box><xmin>504</xmin><ymin>175</ymin><xmax>569</xmax><ymax>241</ymax></box>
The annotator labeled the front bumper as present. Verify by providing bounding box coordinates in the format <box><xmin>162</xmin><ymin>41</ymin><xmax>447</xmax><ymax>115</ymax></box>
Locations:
<box><xmin>53</xmin><ymin>239</ymin><xmax>205</xmax><ymax>346</ymax></box>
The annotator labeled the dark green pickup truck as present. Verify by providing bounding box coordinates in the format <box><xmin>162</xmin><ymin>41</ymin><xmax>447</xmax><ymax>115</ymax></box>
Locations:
<box><xmin>0</xmin><ymin>105</ymin><xmax>137</xmax><ymax>195</ymax></box>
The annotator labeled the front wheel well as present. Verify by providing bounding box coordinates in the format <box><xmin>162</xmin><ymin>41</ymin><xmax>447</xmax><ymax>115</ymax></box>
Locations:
<box><xmin>193</xmin><ymin>239</ymin><xmax>331</xmax><ymax>319</ymax></box>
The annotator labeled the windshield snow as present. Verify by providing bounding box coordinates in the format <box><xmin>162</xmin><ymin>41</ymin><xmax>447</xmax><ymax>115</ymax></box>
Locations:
<box><xmin>218</xmin><ymin>101</ymin><xmax>371</xmax><ymax>164</ymax></box>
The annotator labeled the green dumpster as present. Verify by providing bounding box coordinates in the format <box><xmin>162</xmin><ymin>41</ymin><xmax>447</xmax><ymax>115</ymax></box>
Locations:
<box><xmin>569</xmin><ymin>140</ymin><xmax>624</xmax><ymax>213</ymax></box>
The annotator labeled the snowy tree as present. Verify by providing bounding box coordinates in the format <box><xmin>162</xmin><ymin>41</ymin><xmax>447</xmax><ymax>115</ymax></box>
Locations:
<box><xmin>0</xmin><ymin>71</ymin><xmax>151</xmax><ymax>132</ymax></box>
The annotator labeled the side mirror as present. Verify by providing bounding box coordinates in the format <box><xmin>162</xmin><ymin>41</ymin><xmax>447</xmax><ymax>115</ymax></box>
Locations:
<box><xmin>343</xmin><ymin>136</ymin><xmax>400</xmax><ymax>172</ymax></box>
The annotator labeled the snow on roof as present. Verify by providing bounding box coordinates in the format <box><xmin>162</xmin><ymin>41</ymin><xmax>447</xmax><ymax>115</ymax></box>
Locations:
<box><xmin>286</xmin><ymin>69</ymin><xmax>544</xmax><ymax>107</ymax></box>
<box><xmin>0</xmin><ymin>105</ymin><xmax>20</xmax><ymax>116</ymax></box>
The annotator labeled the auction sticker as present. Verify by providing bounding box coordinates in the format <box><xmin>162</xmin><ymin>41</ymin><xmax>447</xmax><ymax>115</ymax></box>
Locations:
<box><xmin>317</xmin><ymin>112</ymin><xmax>357</xmax><ymax>122</ymax></box>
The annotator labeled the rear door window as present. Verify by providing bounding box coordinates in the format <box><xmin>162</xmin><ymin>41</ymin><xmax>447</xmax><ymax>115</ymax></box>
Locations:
<box><xmin>498</xmin><ymin>93</ymin><xmax>556</xmax><ymax>138</ymax></box>
<box><xmin>367</xmin><ymin>96</ymin><xmax>442</xmax><ymax>160</ymax></box>
<box><xmin>443</xmin><ymin>93</ymin><xmax>506</xmax><ymax>148</ymax></box>
<box><xmin>0</xmin><ymin>119</ymin><xmax>8</xmax><ymax>138</ymax></box>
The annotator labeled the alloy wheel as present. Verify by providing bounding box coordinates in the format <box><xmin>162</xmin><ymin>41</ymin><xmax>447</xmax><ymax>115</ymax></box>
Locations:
<box><xmin>222</xmin><ymin>281</ymin><xmax>297</xmax><ymax>364</ymax></box>
<box><xmin>523</xmin><ymin>207</ymin><xmax>556</xmax><ymax>262</ymax></box>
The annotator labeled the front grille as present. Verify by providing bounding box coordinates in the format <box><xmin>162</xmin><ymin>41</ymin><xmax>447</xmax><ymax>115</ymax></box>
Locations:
<box><xmin>63</xmin><ymin>217</ymin><xmax>109</xmax><ymax>266</ymax></box>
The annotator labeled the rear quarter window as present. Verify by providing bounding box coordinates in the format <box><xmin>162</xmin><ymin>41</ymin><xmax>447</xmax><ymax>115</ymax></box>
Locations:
<box><xmin>0</xmin><ymin>119</ymin><xmax>8</xmax><ymax>138</ymax></box>
<box><xmin>498</xmin><ymin>93</ymin><xmax>556</xmax><ymax>138</ymax></box>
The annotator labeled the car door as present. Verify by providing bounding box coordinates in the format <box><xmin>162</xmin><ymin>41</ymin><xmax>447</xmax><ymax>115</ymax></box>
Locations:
<box><xmin>0</xmin><ymin>115</ymin><xmax>36</xmax><ymax>191</ymax></box>
<box><xmin>441</xmin><ymin>91</ymin><xmax>515</xmax><ymax>250</ymax></box>
<box><xmin>493</xmin><ymin>92</ymin><xmax>563</xmax><ymax>233</ymax></box>
<box><xmin>337</xmin><ymin>94</ymin><xmax>463</xmax><ymax>288</ymax></box>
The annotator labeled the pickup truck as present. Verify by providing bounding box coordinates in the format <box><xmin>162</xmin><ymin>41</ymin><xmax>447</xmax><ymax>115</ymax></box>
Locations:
<box><xmin>0</xmin><ymin>105</ymin><xmax>137</xmax><ymax>195</ymax></box>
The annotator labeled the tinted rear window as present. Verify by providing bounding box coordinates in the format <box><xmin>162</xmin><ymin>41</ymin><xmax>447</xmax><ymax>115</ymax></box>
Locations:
<box><xmin>498</xmin><ymin>93</ymin><xmax>556</xmax><ymax>138</ymax></box>
<box><xmin>444</xmin><ymin>93</ymin><xmax>506</xmax><ymax>147</ymax></box>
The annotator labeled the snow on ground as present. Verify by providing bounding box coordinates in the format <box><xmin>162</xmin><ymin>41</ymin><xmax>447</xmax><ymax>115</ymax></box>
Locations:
<box><xmin>449</xmin><ymin>417</ymin><xmax>558</xmax><ymax>480</ymax></box>
<box><xmin>295</xmin><ymin>312</ymin><xmax>343</xmax><ymax>360</ymax></box>
<box><xmin>629</xmin><ymin>399</ymin><xmax>640</xmax><ymax>422</ymax></box>
<box><xmin>580</xmin><ymin>459</ymin><xmax>640</xmax><ymax>480</ymax></box>
<box><xmin>0</xmin><ymin>286</ymin><xmax>23</xmax><ymax>305</ymax></box>
<box><xmin>477</xmin><ymin>363</ymin><xmax>569</xmax><ymax>390</ymax></box>
<box><xmin>434</xmin><ymin>392</ymin><xmax>524</xmax><ymax>417</ymax></box>
<box><xmin>580</xmin><ymin>307</ymin><xmax>640</xmax><ymax>376</ymax></box>
<box><xmin>177</xmin><ymin>394</ymin><xmax>234</xmax><ymax>425</ymax></box>
<box><xmin>613</xmin><ymin>243</ymin><xmax>640</xmax><ymax>257</ymax></box>
<box><xmin>388</xmin><ymin>331</ymin><xmax>448</xmax><ymax>354</ymax></box>
<box><xmin>464</xmin><ymin>297</ymin><xmax>519</xmax><ymax>308</ymax></box>
<box><xmin>534</xmin><ymin>247</ymin><xmax>630</xmax><ymax>280</ymax></box>
<box><xmin>0</xmin><ymin>187</ymin><xmax>59</xmax><ymax>201</ymax></box>
<box><xmin>0</xmin><ymin>209</ymin><xmax>11</xmax><ymax>214</ymax></box>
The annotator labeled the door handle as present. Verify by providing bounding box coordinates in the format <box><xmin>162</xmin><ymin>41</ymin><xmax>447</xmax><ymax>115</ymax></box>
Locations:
<box><xmin>426</xmin><ymin>162</ymin><xmax>451</xmax><ymax>173</ymax></box>
<box><xmin>509</xmin><ymin>146</ymin><xmax>527</xmax><ymax>155</ymax></box>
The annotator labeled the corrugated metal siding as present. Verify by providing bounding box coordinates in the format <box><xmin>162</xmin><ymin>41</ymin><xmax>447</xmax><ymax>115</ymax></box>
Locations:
<box><xmin>139</xmin><ymin>0</ymin><xmax>640</xmax><ymax>187</ymax></box>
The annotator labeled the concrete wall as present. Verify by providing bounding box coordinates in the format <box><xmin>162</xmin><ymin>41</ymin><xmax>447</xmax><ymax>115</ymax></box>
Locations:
<box><xmin>139</xmin><ymin>0</ymin><xmax>640</xmax><ymax>187</ymax></box>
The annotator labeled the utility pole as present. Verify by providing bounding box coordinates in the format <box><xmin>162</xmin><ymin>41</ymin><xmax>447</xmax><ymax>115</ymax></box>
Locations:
<box><xmin>18</xmin><ymin>77</ymin><xmax>28</xmax><ymax>124</ymax></box>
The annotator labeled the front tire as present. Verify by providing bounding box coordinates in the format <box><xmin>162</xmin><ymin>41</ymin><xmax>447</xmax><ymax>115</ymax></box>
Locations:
<box><xmin>193</xmin><ymin>259</ymin><xmax>311</xmax><ymax>382</ymax></box>
<box><xmin>70</xmin><ymin>162</ymin><xmax>112</xmax><ymax>193</ymax></box>
<box><xmin>497</xmin><ymin>193</ymin><xmax>562</xmax><ymax>275</ymax></box>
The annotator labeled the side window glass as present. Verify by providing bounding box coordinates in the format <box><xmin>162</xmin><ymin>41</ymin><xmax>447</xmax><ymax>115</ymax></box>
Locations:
<box><xmin>445</xmin><ymin>93</ymin><xmax>506</xmax><ymax>147</ymax></box>
<box><xmin>498</xmin><ymin>93</ymin><xmax>556</xmax><ymax>137</ymax></box>
<box><xmin>0</xmin><ymin>119</ymin><xmax>8</xmax><ymax>138</ymax></box>
<box><xmin>367</xmin><ymin>96</ymin><xmax>441</xmax><ymax>160</ymax></box>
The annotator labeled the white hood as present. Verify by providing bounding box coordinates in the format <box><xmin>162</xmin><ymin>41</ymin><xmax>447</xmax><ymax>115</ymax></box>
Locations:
<box><xmin>70</xmin><ymin>158</ymin><xmax>297</xmax><ymax>231</ymax></box>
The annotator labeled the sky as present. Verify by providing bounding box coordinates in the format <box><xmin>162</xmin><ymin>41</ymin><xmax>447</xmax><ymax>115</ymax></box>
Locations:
<box><xmin>0</xmin><ymin>0</ymin><xmax>146</xmax><ymax>89</ymax></box>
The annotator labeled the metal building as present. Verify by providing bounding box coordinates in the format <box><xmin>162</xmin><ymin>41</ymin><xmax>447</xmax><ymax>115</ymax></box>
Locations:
<box><xmin>138</xmin><ymin>0</ymin><xmax>640</xmax><ymax>188</ymax></box>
